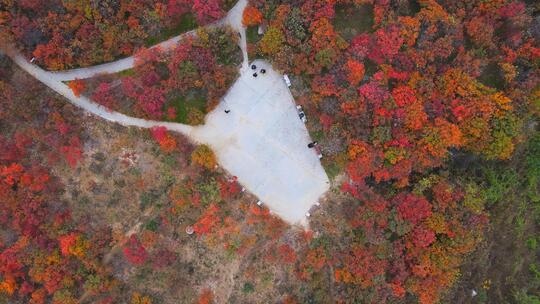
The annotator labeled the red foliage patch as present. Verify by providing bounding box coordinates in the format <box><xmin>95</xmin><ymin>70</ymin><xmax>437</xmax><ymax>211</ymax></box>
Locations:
<box><xmin>123</xmin><ymin>235</ymin><xmax>148</xmax><ymax>266</ymax></box>
<box><xmin>394</xmin><ymin>193</ymin><xmax>432</xmax><ymax>225</ymax></box>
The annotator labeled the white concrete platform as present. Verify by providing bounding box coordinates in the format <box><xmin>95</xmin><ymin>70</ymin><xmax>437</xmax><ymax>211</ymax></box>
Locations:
<box><xmin>192</xmin><ymin>60</ymin><xmax>329</xmax><ymax>226</ymax></box>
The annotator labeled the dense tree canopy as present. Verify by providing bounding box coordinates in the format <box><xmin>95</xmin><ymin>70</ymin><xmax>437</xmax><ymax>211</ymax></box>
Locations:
<box><xmin>246</xmin><ymin>0</ymin><xmax>539</xmax><ymax>302</ymax></box>
<box><xmin>0</xmin><ymin>64</ymin><xmax>117</xmax><ymax>303</ymax></box>
<box><xmin>87</xmin><ymin>26</ymin><xmax>241</xmax><ymax>124</ymax></box>
<box><xmin>0</xmin><ymin>0</ymin><xmax>237</xmax><ymax>69</ymax></box>
<box><xmin>249</xmin><ymin>0</ymin><xmax>538</xmax><ymax>187</ymax></box>
<box><xmin>0</xmin><ymin>0</ymin><xmax>538</xmax><ymax>303</ymax></box>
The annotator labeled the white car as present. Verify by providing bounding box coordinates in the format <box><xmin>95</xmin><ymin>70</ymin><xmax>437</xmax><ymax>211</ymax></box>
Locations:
<box><xmin>283</xmin><ymin>74</ymin><xmax>291</xmax><ymax>87</ymax></box>
<box><xmin>296</xmin><ymin>105</ymin><xmax>307</xmax><ymax>123</ymax></box>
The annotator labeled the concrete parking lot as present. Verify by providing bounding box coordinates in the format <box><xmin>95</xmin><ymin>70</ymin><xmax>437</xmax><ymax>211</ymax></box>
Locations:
<box><xmin>193</xmin><ymin>60</ymin><xmax>329</xmax><ymax>226</ymax></box>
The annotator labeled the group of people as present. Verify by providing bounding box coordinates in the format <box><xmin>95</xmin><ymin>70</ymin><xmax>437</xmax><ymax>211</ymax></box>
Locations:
<box><xmin>251</xmin><ymin>64</ymin><xmax>265</xmax><ymax>77</ymax></box>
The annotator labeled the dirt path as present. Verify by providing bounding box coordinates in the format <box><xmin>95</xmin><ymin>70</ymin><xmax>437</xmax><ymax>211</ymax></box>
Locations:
<box><xmin>10</xmin><ymin>52</ymin><xmax>196</xmax><ymax>137</ymax></box>
<box><xmin>47</xmin><ymin>0</ymin><xmax>248</xmax><ymax>81</ymax></box>
<box><xmin>224</xmin><ymin>0</ymin><xmax>249</xmax><ymax>71</ymax></box>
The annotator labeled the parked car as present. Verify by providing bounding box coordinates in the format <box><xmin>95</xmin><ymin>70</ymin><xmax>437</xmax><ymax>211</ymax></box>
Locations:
<box><xmin>296</xmin><ymin>105</ymin><xmax>307</xmax><ymax>123</ymax></box>
<box><xmin>283</xmin><ymin>74</ymin><xmax>291</xmax><ymax>87</ymax></box>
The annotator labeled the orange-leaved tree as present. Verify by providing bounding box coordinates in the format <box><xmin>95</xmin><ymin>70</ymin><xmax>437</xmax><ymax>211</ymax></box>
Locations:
<box><xmin>344</xmin><ymin>59</ymin><xmax>365</xmax><ymax>86</ymax></box>
<box><xmin>242</xmin><ymin>6</ymin><xmax>263</xmax><ymax>27</ymax></box>
<box><xmin>67</xmin><ymin>79</ymin><xmax>85</xmax><ymax>97</ymax></box>
<box><xmin>150</xmin><ymin>126</ymin><xmax>177</xmax><ymax>153</ymax></box>
<box><xmin>197</xmin><ymin>288</ymin><xmax>214</xmax><ymax>304</ymax></box>
<box><xmin>191</xmin><ymin>144</ymin><xmax>216</xmax><ymax>169</ymax></box>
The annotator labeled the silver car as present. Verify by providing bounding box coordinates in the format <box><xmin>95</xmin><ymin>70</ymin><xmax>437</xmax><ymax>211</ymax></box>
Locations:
<box><xmin>296</xmin><ymin>105</ymin><xmax>307</xmax><ymax>123</ymax></box>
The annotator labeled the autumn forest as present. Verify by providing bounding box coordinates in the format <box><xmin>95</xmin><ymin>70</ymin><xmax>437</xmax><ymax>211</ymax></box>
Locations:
<box><xmin>0</xmin><ymin>0</ymin><xmax>539</xmax><ymax>304</ymax></box>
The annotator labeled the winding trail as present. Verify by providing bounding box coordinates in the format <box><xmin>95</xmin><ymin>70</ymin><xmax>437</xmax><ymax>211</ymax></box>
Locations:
<box><xmin>6</xmin><ymin>0</ymin><xmax>250</xmax><ymax>137</ymax></box>
<box><xmin>224</xmin><ymin>0</ymin><xmax>250</xmax><ymax>72</ymax></box>
<box><xmin>48</xmin><ymin>0</ymin><xmax>249</xmax><ymax>81</ymax></box>
<box><xmin>6</xmin><ymin>0</ymin><xmax>330</xmax><ymax>227</ymax></box>
<box><xmin>10</xmin><ymin>52</ymin><xmax>196</xmax><ymax>136</ymax></box>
